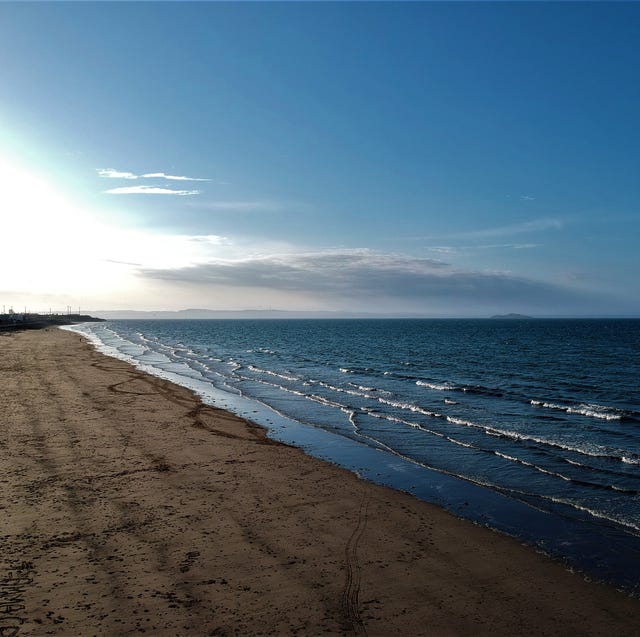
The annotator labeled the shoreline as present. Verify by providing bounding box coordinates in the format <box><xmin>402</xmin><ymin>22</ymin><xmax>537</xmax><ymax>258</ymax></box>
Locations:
<box><xmin>65</xmin><ymin>321</ymin><xmax>640</xmax><ymax>594</ymax></box>
<box><xmin>2</xmin><ymin>328</ymin><xmax>638</xmax><ymax>636</ymax></box>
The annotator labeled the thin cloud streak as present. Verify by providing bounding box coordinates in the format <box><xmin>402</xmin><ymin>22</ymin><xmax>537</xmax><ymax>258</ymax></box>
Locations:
<box><xmin>97</xmin><ymin>168</ymin><xmax>209</xmax><ymax>182</ymax></box>
<box><xmin>188</xmin><ymin>200</ymin><xmax>283</xmax><ymax>212</ymax></box>
<box><xmin>428</xmin><ymin>243</ymin><xmax>540</xmax><ymax>255</ymax></box>
<box><xmin>461</xmin><ymin>218</ymin><xmax>563</xmax><ymax>239</ymax></box>
<box><xmin>405</xmin><ymin>218</ymin><xmax>563</xmax><ymax>244</ymax></box>
<box><xmin>141</xmin><ymin>172</ymin><xmax>210</xmax><ymax>182</ymax></box>
<box><xmin>103</xmin><ymin>185</ymin><xmax>201</xmax><ymax>196</ymax></box>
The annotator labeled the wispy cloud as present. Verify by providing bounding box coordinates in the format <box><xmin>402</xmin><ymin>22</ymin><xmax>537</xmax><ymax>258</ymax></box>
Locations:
<box><xmin>427</xmin><ymin>243</ymin><xmax>540</xmax><ymax>255</ymax></box>
<box><xmin>103</xmin><ymin>185</ymin><xmax>201</xmax><ymax>196</ymax></box>
<box><xmin>520</xmin><ymin>195</ymin><xmax>536</xmax><ymax>201</ymax></box>
<box><xmin>460</xmin><ymin>218</ymin><xmax>562</xmax><ymax>240</ymax></box>
<box><xmin>141</xmin><ymin>172</ymin><xmax>210</xmax><ymax>182</ymax></box>
<box><xmin>97</xmin><ymin>168</ymin><xmax>209</xmax><ymax>182</ymax></box>
<box><xmin>470</xmin><ymin>243</ymin><xmax>540</xmax><ymax>250</ymax></box>
<box><xmin>188</xmin><ymin>200</ymin><xmax>283</xmax><ymax>212</ymax></box>
<box><xmin>97</xmin><ymin>168</ymin><xmax>138</xmax><ymax>179</ymax></box>
<box><xmin>407</xmin><ymin>218</ymin><xmax>563</xmax><ymax>244</ymax></box>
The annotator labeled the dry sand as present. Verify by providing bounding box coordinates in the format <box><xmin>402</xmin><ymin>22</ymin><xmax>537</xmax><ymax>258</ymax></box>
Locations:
<box><xmin>1</xmin><ymin>327</ymin><xmax>638</xmax><ymax>636</ymax></box>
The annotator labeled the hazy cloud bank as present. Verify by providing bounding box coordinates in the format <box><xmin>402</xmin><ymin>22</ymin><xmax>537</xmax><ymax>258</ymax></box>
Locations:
<box><xmin>137</xmin><ymin>248</ymin><xmax>596</xmax><ymax>313</ymax></box>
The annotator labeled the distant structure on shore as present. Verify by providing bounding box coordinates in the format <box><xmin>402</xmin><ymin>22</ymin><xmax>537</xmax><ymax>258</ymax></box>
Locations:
<box><xmin>0</xmin><ymin>311</ymin><xmax>104</xmax><ymax>332</ymax></box>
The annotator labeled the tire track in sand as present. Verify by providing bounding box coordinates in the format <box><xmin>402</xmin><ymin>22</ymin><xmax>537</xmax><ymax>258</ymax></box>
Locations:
<box><xmin>342</xmin><ymin>490</ymin><xmax>370</xmax><ymax>636</ymax></box>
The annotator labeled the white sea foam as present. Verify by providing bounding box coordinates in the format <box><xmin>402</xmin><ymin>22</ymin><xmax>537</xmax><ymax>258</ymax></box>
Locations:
<box><xmin>531</xmin><ymin>400</ymin><xmax>622</xmax><ymax>420</ymax></box>
<box><xmin>309</xmin><ymin>394</ymin><xmax>348</xmax><ymax>410</ymax></box>
<box><xmin>416</xmin><ymin>380</ymin><xmax>456</xmax><ymax>391</ymax></box>
<box><xmin>347</xmin><ymin>382</ymin><xmax>392</xmax><ymax>396</ymax></box>
<box><xmin>494</xmin><ymin>452</ymin><xmax>571</xmax><ymax>481</ymax></box>
<box><xmin>366</xmin><ymin>410</ymin><xmax>446</xmax><ymax>438</ymax></box>
<box><xmin>445</xmin><ymin>437</ymin><xmax>475</xmax><ymax>449</ymax></box>
<box><xmin>366</xmin><ymin>411</ymin><xmax>495</xmax><ymax>458</ymax></box>
<box><xmin>377</xmin><ymin>396</ymin><xmax>441</xmax><ymax>418</ymax></box>
<box><xmin>353</xmin><ymin>384</ymin><xmax>375</xmax><ymax>392</ymax></box>
<box><xmin>543</xmin><ymin>496</ymin><xmax>640</xmax><ymax>535</ymax></box>
<box><xmin>317</xmin><ymin>380</ymin><xmax>368</xmax><ymax>399</ymax></box>
<box><xmin>446</xmin><ymin>415</ymin><xmax>477</xmax><ymax>428</ymax></box>
<box><xmin>444</xmin><ymin>415</ymin><xmax>638</xmax><ymax>465</ymax></box>
<box><xmin>246</xmin><ymin>365</ymin><xmax>299</xmax><ymax>382</ymax></box>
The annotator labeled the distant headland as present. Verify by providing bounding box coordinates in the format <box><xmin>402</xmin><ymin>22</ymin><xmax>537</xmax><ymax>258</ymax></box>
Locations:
<box><xmin>490</xmin><ymin>313</ymin><xmax>534</xmax><ymax>320</ymax></box>
<box><xmin>0</xmin><ymin>312</ymin><xmax>104</xmax><ymax>332</ymax></box>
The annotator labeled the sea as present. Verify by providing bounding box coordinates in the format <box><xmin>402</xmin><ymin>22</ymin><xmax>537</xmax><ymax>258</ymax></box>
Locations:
<box><xmin>65</xmin><ymin>318</ymin><xmax>640</xmax><ymax>594</ymax></box>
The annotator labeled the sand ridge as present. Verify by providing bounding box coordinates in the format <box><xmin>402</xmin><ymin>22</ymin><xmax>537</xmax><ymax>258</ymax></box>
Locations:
<box><xmin>1</xmin><ymin>328</ymin><xmax>638</xmax><ymax>636</ymax></box>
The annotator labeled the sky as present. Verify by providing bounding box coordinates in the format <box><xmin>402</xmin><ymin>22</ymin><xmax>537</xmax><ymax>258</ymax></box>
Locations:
<box><xmin>0</xmin><ymin>1</ymin><xmax>638</xmax><ymax>317</ymax></box>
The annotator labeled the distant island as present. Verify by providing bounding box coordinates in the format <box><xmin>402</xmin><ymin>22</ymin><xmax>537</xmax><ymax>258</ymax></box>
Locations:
<box><xmin>0</xmin><ymin>312</ymin><xmax>104</xmax><ymax>332</ymax></box>
<box><xmin>490</xmin><ymin>313</ymin><xmax>534</xmax><ymax>320</ymax></box>
<box><xmin>85</xmin><ymin>309</ymin><xmax>546</xmax><ymax>320</ymax></box>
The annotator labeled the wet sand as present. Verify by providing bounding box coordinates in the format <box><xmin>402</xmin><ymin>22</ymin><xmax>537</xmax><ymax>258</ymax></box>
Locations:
<box><xmin>1</xmin><ymin>327</ymin><xmax>638</xmax><ymax>636</ymax></box>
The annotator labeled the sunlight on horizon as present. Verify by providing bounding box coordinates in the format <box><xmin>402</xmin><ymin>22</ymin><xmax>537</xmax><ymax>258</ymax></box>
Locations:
<box><xmin>0</xmin><ymin>153</ymin><xmax>231</xmax><ymax>311</ymax></box>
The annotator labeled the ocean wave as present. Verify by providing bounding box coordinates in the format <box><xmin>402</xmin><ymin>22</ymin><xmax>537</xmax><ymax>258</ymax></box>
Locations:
<box><xmin>416</xmin><ymin>378</ymin><xmax>503</xmax><ymax>397</ymax></box>
<box><xmin>346</xmin><ymin>382</ymin><xmax>391</xmax><ymax>396</ymax></box>
<box><xmin>494</xmin><ymin>452</ymin><xmax>639</xmax><ymax>494</ymax></box>
<box><xmin>494</xmin><ymin>451</ymin><xmax>571</xmax><ymax>481</ymax></box>
<box><xmin>416</xmin><ymin>380</ymin><xmax>456</xmax><ymax>391</ymax></box>
<box><xmin>562</xmin><ymin>457</ymin><xmax>640</xmax><ymax>483</ymax></box>
<box><xmin>339</xmin><ymin>366</ymin><xmax>377</xmax><ymax>375</ymax></box>
<box><xmin>366</xmin><ymin>410</ymin><xmax>446</xmax><ymax>438</ymax></box>
<box><xmin>542</xmin><ymin>495</ymin><xmax>640</xmax><ymax>535</ymax></box>
<box><xmin>246</xmin><ymin>365</ymin><xmax>300</xmax><ymax>382</ymax></box>
<box><xmin>309</xmin><ymin>394</ymin><xmax>347</xmax><ymax>410</ymax></box>
<box><xmin>365</xmin><ymin>411</ymin><xmax>505</xmax><ymax>458</ymax></box>
<box><xmin>445</xmin><ymin>416</ymin><xmax>640</xmax><ymax>466</ymax></box>
<box><xmin>246</xmin><ymin>348</ymin><xmax>277</xmax><ymax>355</ymax></box>
<box><xmin>531</xmin><ymin>400</ymin><xmax>624</xmax><ymax>421</ymax></box>
<box><xmin>376</xmin><ymin>396</ymin><xmax>441</xmax><ymax>418</ymax></box>
<box><xmin>460</xmin><ymin>385</ymin><xmax>503</xmax><ymax>397</ymax></box>
<box><xmin>349</xmin><ymin>383</ymin><xmax>374</xmax><ymax>392</ymax></box>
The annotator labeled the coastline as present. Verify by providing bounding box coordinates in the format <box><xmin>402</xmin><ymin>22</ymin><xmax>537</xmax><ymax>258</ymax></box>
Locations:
<box><xmin>1</xmin><ymin>328</ymin><xmax>638</xmax><ymax>636</ymax></box>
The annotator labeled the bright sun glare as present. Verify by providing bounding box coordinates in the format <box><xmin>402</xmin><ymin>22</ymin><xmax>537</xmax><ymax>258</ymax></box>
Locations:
<box><xmin>0</xmin><ymin>154</ymin><xmax>133</xmax><ymax>300</ymax></box>
<box><xmin>0</xmin><ymin>154</ymin><xmax>227</xmax><ymax>310</ymax></box>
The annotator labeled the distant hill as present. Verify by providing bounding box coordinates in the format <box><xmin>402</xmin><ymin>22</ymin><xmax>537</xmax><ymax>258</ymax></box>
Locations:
<box><xmin>490</xmin><ymin>313</ymin><xmax>534</xmax><ymax>320</ymax></box>
<box><xmin>91</xmin><ymin>309</ymin><xmax>376</xmax><ymax>320</ymax></box>
<box><xmin>90</xmin><ymin>309</ymin><xmax>546</xmax><ymax>320</ymax></box>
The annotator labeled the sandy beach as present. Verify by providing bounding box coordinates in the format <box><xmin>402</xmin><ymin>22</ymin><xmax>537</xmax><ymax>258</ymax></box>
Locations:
<box><xmin>1</xmin><ymin>328</ymin><xmax>638</xmax><ymax>636</ymax></box>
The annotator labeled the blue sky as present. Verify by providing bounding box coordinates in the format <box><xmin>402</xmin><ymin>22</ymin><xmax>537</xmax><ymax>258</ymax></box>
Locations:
<box><xmin>0</xmin><ymin>2</ymin><xmax>638</xmax><ymax>316</ymax></box>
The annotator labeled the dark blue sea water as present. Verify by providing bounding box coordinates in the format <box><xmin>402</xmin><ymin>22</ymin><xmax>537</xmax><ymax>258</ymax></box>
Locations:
<box><xmin>67</xmin><ymin>319</ymin><xmax>640</xmax><ymax>593</ymax></box>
